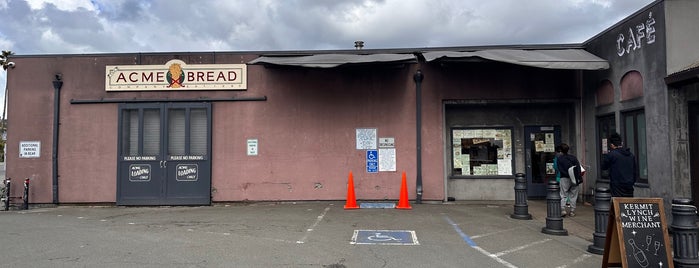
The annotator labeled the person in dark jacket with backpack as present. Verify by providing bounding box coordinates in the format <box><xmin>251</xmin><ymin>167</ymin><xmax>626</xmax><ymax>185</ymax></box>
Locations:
<box><xmin>556</xmin><ymin>143</ymin><xmax>582</xmax><ymax>217</ymax></box>
<box><xmin>601</xmin><ymin>133</ymin><xmax>638</xmax><ymax>197</ymax></box>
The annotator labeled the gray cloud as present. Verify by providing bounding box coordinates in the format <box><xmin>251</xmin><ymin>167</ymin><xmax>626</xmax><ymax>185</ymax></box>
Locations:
<box><xmin>0</xmin><ymin>0</ymin><xmax>655</xmax><ymax>54</ymax></box>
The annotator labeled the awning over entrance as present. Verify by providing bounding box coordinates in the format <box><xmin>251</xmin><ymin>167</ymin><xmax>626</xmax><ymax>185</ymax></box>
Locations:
<box><xmin>423</xmin><ymin>49</ymin><xmax>609</xmax><ymax>70</ymax></box>
<box><xmin>248</xmin><ymin>53</ymin><xmax>417</xmax><ymax>68</ymax></box>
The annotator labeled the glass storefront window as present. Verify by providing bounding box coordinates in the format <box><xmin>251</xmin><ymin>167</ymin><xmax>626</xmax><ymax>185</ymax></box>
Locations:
<box><xmin>623</xmin><ymin>109</ymin><xmax>648</xmax><ymax>184</ymax></box>
<box><xmin>451</xmin><ymin>128</ymin><xmax>513</xmax><ymax>176</ymax></box>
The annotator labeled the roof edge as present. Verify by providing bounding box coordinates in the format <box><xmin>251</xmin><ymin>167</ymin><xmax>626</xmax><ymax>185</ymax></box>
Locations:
<box><xmin>9</xmin><ymin>43</ymin><xmax>587</xmax><ymax>58</ymax></box>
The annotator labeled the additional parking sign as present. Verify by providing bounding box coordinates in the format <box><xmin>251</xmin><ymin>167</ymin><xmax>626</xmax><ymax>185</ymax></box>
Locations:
<box><xmin>366</xmin><ymin>150</ymin><xmax>378</xmax><ymax>173</ymax></box>
<box><xmin>19</xmin><ymin>141</ymin><xmax>41</xmax><ymax>158</ymax></box>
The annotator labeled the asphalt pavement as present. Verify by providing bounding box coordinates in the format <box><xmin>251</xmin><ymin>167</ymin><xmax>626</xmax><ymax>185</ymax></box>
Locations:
<box><xmin>0</xmin><ymin>198</ymin><xmax>602</xmax><ymax>268</ymax></box>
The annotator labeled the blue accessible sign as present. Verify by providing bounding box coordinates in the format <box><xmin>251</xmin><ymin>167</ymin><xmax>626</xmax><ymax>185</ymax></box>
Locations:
<box><xmin>366</xmin><ymin>150</ymin><xmax>378</xmax><ymax>173</ymax></box>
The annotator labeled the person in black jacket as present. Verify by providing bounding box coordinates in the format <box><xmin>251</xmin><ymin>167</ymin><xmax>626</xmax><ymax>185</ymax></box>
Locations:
<box><xmin>601</xmin><ymin>133</ymin><xmax>638</xmax><ymax>197</ymax></box>
<box><xmin>556</xmin><ymin>143</ymin><xmax>582</xmax><ymax>217</ymax></box>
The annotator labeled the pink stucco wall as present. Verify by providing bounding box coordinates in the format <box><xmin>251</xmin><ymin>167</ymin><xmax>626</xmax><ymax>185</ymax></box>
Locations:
<box><xmin>6</xmin><ymin>53</ymin><xmax>578</xmax><ymax>204</ymax></box>
<box><xmin>6</xmin><ymin>53</ymin><xmax>441</xmax><ymax>203</ymax></box>
<box><xmin>211</xmin><ymin>57</ymin><xmax>427</xmax><ymax>201</ymax></box>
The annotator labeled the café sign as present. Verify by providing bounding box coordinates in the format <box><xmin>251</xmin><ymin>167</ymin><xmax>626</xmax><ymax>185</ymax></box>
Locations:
<box><xmin>105</xmin><ymin>59</ymin><xmax>247</xmax><ymax>91</ymax></box>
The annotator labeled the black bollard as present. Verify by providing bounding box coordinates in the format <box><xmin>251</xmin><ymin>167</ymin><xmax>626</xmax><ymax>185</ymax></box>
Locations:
<box><xmin>542</xmin><ymin>179</ymin><xmax>568</xmax><ymax>235</ymax></box>
<box><xmin>22</xmin><ymin>178</ymin><xmax>29</xmax><ymax>210</ymax></box>
<box><xmin>3</xmin><ymin>178</ymin><xmax>10</xmax><ymax>211</ymax></box>
<box><xmin>588</xmin><ymin>187</ymin><xmax>611</xmax><ymax>254</ymax></box>
<box><xmin>511</xmin><ymin>173</ymin><xmax>532</xmax><ymax>220</ymax></box>
<box><xmin>671</xmin><ymin>198</ymin><xmax>699</xmax><ymax>267</ymax></box>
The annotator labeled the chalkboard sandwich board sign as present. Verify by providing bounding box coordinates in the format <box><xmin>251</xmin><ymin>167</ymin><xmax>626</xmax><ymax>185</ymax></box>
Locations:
<box><xmin>602</xmin><ymin>198</ymin><xmax>673</xmax><ymax>268</ymax></box>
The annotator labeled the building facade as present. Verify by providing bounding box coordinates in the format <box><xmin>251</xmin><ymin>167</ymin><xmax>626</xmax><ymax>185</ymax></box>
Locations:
<box><xmin>583</xmin><ymin>0</ymin><xmax>699</xmax><ymax>207</ymax></box>
<box><xmin>4</xmin><ymin>0</ymin><xmax>698</xmax><ymax>208</ymax></box>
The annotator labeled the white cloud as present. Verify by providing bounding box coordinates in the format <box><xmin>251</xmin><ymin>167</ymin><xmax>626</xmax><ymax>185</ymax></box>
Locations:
<box><xmin>25</xmin><ymin>0</ymin><xmax>95</xmax><ymax>11</ymax></box>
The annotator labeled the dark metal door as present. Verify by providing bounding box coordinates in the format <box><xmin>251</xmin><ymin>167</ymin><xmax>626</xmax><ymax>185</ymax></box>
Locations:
<box><xmin>524</xmin><ymin>126</ymin><xmax>561</xmax><ymax>198</ymax></box>
<box><xmin>117</xmin><ymin>103</ymin><xmax>211</xmax><ymax>205</ymax></box>
<box><xmin>689</xmin><ymin>103</ymin><xmax>699</xmax><ymax>203</ymax></box>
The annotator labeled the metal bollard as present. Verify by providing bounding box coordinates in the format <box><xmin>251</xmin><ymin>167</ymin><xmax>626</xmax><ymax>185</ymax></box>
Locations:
<box><xmin>671</xmin><ymin>198</ymin><xmax>699</xmax><ymax>267</ymax></box>
<box><xmin>22</xmin><ymin>178</ymin><xmax>29</xmax><ymax>210</ymax></box>
<box><xmin>511</xmin><ymin>173</ymin><xmax>532</xmax><ymax>220</ymax></box>
<box><xmin>3</xmin><ymin>178</ymin><xmax>10</xmax><ymax>211</ymax></box>
<box><xmin>542</xmin><ymin>179</ymin><xmax>568</xmax><ymax>236</ymax></box>
<box><xmin>588</xmin><ymin>187</ymin><xmax>611</xmax><ymax>254</ymax></box>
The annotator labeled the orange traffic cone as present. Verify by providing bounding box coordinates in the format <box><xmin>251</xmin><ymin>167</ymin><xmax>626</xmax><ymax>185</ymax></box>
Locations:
<box><xmin>344</xmin><ymin>172</ymin><xmax>359</xmax><ymax>209</ymax></box>
<box><xmin>396</xmin><ymin>171</ymin><xmax>412</xmax><ymax>209</ymax></box>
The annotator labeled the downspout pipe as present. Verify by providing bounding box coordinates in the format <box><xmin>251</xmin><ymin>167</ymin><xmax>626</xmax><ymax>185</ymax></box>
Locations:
<box><xmin>52</xmin><ymin>74</ymin><xmax>63</xmax><ymax>205</ymax></box>
<box><xmin>413</xmin><ymin>70</ymin><xmax>424</xmax><ymax>204</ymax></box>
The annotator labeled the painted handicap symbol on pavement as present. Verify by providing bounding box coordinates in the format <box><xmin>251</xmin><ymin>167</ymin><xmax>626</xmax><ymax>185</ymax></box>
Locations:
<box><xmin>368</xmin><ymin>232</ymin><xmax>401</xmax><ymax>242</ymax></box>
<box><xmin>351</xmin><ymin>230</ymin><xmax>419</xmax><ymax>245</ymax></box>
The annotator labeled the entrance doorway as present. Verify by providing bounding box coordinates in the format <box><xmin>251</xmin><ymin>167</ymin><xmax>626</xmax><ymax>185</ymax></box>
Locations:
<box><xmin>524</xmin><ymin>126</ymin><xmax>561</xmax><ymax>198</ymax></box>
<box><xmin>117</xmin><ymin>103</ymin><xmax>212</xmax><ymax>205</ymax></box>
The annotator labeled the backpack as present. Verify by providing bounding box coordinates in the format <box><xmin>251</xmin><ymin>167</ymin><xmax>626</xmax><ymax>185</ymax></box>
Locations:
<box><xmin>568</xmin><ymin>165</ymin><xmax>585</xmax><ymax>185</ymax></box>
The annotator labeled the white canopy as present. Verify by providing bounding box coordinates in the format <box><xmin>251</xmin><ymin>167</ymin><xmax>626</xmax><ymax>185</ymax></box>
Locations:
<box><xmin>248</xmin><ymin>53</ymin><xmax>417</xmax><ymax>68</ymax></box>
<box><xmin>422</xmin><ymin>49</ymin><xmax>609</xmax><ymax>70</ymax></box>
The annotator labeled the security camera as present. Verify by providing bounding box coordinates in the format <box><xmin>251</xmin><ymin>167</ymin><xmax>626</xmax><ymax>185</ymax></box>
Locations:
<box><xmin>7</xmin><ymin>62</ymin><xmax>14</xmax><ymax>68</ymax></box>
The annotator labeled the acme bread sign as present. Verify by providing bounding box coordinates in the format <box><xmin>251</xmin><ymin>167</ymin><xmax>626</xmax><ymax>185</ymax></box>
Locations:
<box><xmin>105</xmin><ymin>59</ymin><xmax>247</xmax><ymax>91</ymax></box>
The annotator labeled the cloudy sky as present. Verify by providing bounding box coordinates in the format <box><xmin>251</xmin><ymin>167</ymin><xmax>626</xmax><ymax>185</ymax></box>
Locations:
<box><xmin>0</xmin><ymin>0</ymin><xmax>656</xmax><ymax>114</ymax></box>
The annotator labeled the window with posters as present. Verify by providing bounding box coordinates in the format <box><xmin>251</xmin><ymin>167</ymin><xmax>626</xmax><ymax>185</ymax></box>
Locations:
<box><xmin>451</xmin><ymin>128</ymin><xmax>513</xmax><ymax>176</ymax></box>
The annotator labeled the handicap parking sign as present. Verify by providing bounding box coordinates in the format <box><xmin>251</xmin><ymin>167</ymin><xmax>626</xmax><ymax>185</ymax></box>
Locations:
<box><xmin>351</xmin><ymin>230</ymin><xmax>419</xmax><ymax>245</ymax></box>
<box><xmin>366</xmin><ymin>150</ymin><xmax>378</xmax><ymax>173</ymax></box>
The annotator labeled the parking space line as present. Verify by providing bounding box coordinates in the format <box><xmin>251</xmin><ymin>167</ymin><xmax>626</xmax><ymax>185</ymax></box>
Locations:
<box><xmin>493</xmin><ymin>238</ymin><xmax>551</xmax><ymax>257</ymax></box>
<box><xmin>473</xmin><ymin>245</ymin><xmax>519</xmax><ymax>268</ymax></box>
<box><xmin>444</xmin><ymin>216</ymin><xmax>517</xmax><ymax>268</ymax></box>
<box><xmin>296</xmin><ymin>205</ymin><xmax>331</xmax><ymax>244</ymax></box>
<box><xmin>470</xmin><ymin>227</ymin><xmax>522</xmax><ymax>239</ymax></box>
<box><xmin>444</xmin><ymin>216</ymin><xmax>477</xmax><ymax>247</ymax></box>
<box><xmin>554</xmin><ymin>253</ymin><xmax>593</xmax><ymax>268</ymax></box>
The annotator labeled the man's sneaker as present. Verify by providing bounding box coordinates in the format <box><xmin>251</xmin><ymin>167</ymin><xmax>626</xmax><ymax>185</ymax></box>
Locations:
<box><xmin>561</xmin><ymin>210</ymin><xmax>567</xmax><ymax>217</ymax></box>
<box><xmin>569</xmin><ymin>212</ymin><xmax>576</xmax><ymax>217</ymax></box>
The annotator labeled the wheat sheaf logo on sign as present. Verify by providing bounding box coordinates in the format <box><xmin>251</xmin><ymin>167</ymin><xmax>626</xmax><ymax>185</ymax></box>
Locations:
<box><xmin>166</xmin><ymin>63</ymin><xmax>185</xmax><ymax>88</ymax></box>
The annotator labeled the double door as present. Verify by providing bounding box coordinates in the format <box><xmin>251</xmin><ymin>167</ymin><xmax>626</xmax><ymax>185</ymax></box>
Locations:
<box><xmin>117</xmin><ymin>103</ymin><xmax>211</xmax><ymax>205</ymax></box>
